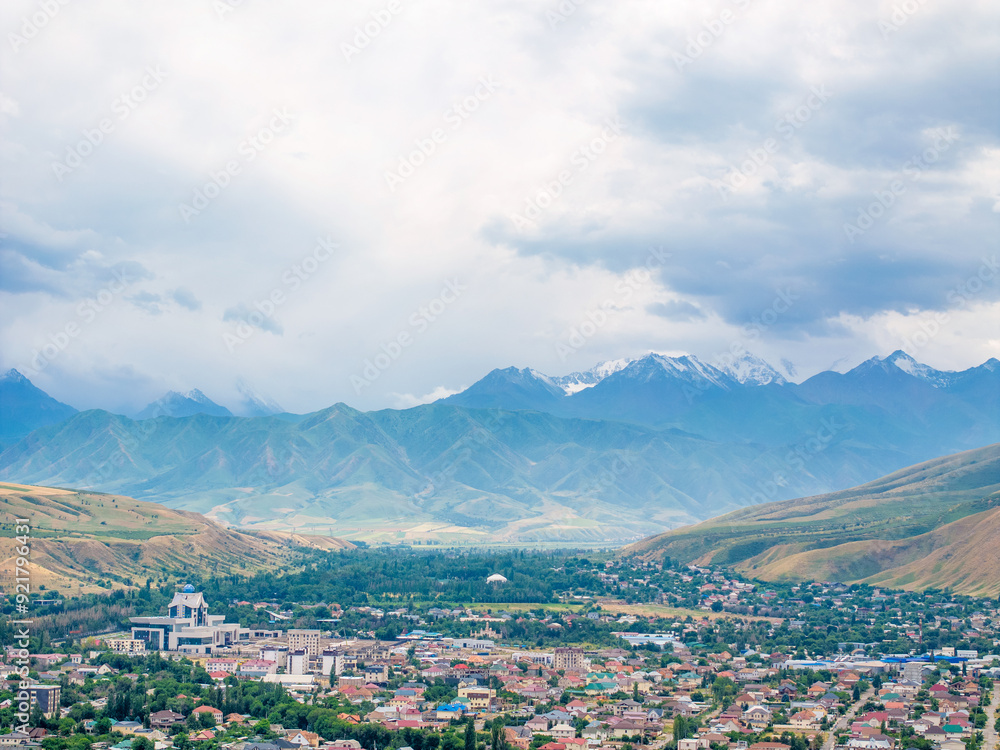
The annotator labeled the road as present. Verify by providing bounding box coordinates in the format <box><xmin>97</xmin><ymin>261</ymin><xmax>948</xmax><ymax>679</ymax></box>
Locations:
<box><xmin>821</xmin><ymin>686</ymin><xmax>876</xmax><ymax>750</ymax></box>
<box><xmin>985</xmin><ymin>681</ymin><xmax>999</xmax><ymax>750</ymax></box>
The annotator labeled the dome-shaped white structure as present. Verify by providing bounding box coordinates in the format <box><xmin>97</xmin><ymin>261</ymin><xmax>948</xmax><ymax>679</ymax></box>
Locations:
<box><xmin>486</xmin><ymin>573</ymin><xmax>508</xmax><ymax>583</ymax></box>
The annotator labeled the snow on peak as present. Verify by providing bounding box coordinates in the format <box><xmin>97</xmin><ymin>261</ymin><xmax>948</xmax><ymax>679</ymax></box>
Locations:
<box><xmin>549</xmin><ymin>358</ymin><xmax>633</xmax><ymax>394</ymax></box>
<box><xmin>236</xmin><ymin>379</ymin><xmax>284</xmax><ymax>416</ymax></box>
<box><xmin>2</xmin><ymin>368</ymin><xmax>30</xmax><ymax>384</ymax></box>
<box><xmin>527</xmin><ymin>368</ymin><xmax>556</xmax><ymax>386</ymax></box>
<box><xmin>718</xmin><ymin>353</ymin><xmax>787</xmax><ymax>386</ymax></box>
<box><xmin>630</xmin><ymin>352</ymin><xmax>735</xmax><ymax>388</ymax></box>
<box><xmin>883</xmin><ymin>350</ymin><xmax>953</xmax><ymax>387</ymax></box>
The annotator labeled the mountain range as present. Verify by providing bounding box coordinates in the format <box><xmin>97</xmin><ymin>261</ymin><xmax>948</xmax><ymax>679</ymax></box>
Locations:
<box><xmin>0</xmin><ymin>371</ymin><xmax>284</xmax><ymax>446</ymax></box>
<box><xmin>0</xmin><ymin>350</ymin><xmax>997</xmax><ymax>543</ymax></box>
<box><xmin>444</xmin><ymin>350</ymin><xmax>997</xmax><ymax>439</ymax></box>
<box><xmin>625</xmin><ymin>443</ymin><xmax>1000</xmax><ymax>597</ymax></box>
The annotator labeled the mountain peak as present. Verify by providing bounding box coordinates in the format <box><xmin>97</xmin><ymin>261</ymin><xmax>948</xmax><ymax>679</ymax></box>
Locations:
<box><xmin>549</xmin><ymin>358</ymin><xmax>633</xmax><ymax>394</ymax></box>
<box><xmin>235</xmin><ymin>379</ymin><xmax>284</xmax><ymax>417</ymax></box>
<box><xmin>441</xmin><ymin>365</ymin><xmax>565</xmax><ymax>410</ymax></box>
<box><xmin>631</xmin><ymin>352</ymin><xmax>735</xmax><ymax>388</ymax></box>
<box><xmin>885</xmin><ymin>349</ymin><xmax>916</xmax><ymax>363</ymax></box>
<box><xmin>0</xmin><ymin>369</ymin><xmax>78</xmax><ymax>444</ymax></box>
<box><xmin>882</xmin><ymin>350</ymin><xmax>953</xmax><ymax>386</ymax></box>
<box><xmin>185</xmin><ymin>388</ymin><xmax>213</xmax><ymax>403</ymax></box>
<box><xmin>2</xmin><ymin>368</ymin><xmax>29</xmax><ymax>384</ymax></box>
<box><xmin>719</xmin><ymin>353</ymin><xmax>788</xmax><ymax>386</ymax></box>
<box><xmin>137</xmin><ymin>389</ymin><xmax>234</xmax><ymax>419</ymax></box>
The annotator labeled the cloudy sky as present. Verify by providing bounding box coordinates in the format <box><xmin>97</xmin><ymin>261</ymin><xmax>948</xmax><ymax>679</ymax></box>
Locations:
<box><xmin>1</xmin><ymin>0</ymin><xmax>998</xmax><ymax>414</ymax></box>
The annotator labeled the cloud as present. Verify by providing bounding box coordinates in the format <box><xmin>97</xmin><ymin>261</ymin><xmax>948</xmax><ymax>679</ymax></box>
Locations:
<box><xmin>0</xmin><ymin>0</ymin><xmax>995</xmax><ymax>412</ymax></box>
<box><xmin>646</xmin><ymin>300</ymin><xmax>705</xmax><ymax>322</ymax></box>
<box><xmin>172</xmin><ymin>287</ymin><xmax>201</xmax><ymax>311</ymax></box>
<box><xmin>389</xmin><ymin>386</ymin><xmax>463</xmax><ymax>409</ymax></box>
<box><xmin>222</xmin><ymin>303</ymin><xmax>284</xmax><ymax>336</ymax></box>
<box><xmin>128</xmin><ymin>291</ymin><xmax>163</xmax><ymax>315</ymax></box>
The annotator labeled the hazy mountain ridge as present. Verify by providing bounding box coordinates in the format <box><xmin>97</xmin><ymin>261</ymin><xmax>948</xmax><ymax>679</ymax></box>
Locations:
<box><xmin>136</xmin><ymin>388</ymin><xmax>234</xmax><ymax>419</ymax></box>
<box><xmin>0</xmin><ymin>402</ymin><xmax>914</xmax><ymax>544</ymax></box>
<box><xmin>1</xmin><ymin>351</ymin><xmax>997</xmax><ymax>543</ymax></box>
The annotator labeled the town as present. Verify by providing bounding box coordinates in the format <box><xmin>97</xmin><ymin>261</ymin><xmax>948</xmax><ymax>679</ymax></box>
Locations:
<box><xmin>3</xmin><ymin>552</ymin><xmax>999</xmax><ymax>750</ymax></box>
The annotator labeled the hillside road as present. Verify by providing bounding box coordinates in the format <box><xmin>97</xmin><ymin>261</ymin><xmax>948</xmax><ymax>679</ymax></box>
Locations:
<box><xmin>985</xmin><ymin>680</ymin><xmax>999</xmax><ymax>750</ymax></box>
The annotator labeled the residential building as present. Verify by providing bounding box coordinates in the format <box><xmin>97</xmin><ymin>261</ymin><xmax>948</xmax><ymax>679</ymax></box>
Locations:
<box><xmin>554</xmin><ymin>647</ymin><xmax>585</xmax><ymax>672</ymax></box>
<box><xmin>287</xmin><ymin>630</ymin><xmax>321</xmax><ymax>657</ymax></box>
<box><xmin>27</xmin><ymin>685</ymin><xmax>61</xmax><ymax>719</ymax></box>
<box><xmin>108</xmin><ymin>639</ymin><xmax>147</xmax><ymax>656</ymax></box>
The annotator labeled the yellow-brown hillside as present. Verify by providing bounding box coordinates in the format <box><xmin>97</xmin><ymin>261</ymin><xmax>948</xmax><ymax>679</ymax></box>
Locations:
<box><xmin>0</xmin><ymin>482</ymin><xmax>353</xmax><ymax>594</ymax></box>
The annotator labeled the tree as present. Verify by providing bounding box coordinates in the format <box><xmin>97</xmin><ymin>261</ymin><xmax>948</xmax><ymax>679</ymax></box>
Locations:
<box><xmin>491</xmin><ymin>722</ymin><xmax>507</xmax><ymax>750</ymax></box>
<box><xmin>29</xmin><ymin>703</ymin><xmax>45</xmax><ymax>729</ymax></box>
<box><xmin>131</xmin><ymin>738</ymin><xmax>154</xmax><ymax>750</ymax></box>
<box><xmin>673</xmin><ymin>717</ymin><xmax>690</xmax><ymax>742</ymax></box>
<box><xmin>465</xmin><ymin>720</ymin><xmax>476</xmax><ymax>750</ymax></box>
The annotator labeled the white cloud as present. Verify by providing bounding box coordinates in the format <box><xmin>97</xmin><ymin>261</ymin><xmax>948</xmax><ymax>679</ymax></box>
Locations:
<box><xmin>0</xmin><ymin>0</ymin><xmax>997</xmax><ymax>411</ymax></box>
<box><xmin>389</xmin><ymin>386</ymin><xmax>464</xmax><ymax>409</ymax></box>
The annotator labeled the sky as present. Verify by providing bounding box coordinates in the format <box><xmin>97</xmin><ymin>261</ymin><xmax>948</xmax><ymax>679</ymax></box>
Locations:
<box><xmin>1</xmin><ymin>0</ymin><xmax>998</xmax><ymax>415</ymax></box>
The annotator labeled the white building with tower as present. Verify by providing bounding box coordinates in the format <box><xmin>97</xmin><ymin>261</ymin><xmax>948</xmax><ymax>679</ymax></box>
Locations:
<box><xmin>129</xmin><ymin>584</ymin><xmax>240</xmax><ymax>654</ymax></box>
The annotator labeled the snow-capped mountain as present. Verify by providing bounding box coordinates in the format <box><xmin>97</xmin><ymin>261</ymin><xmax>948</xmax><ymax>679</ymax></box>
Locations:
<box><xmin>720</xmin><ymin>352</ymin><xmax>788</xmax><ymax>386</ymax></box>
<box><xmin>550</xmin><ymin>352</ymin><xmax>777</xmax><ymax>393</ymax></box>
<box><xmin>136</xmin><ymin>389</ymin><xmax>234</xmax><ymax>419</ymax></box>
<box><xmin>435</xmin><ymin>349</ymin><xmax>1000</xmax><ymax>436</ymax></box>
<box><xmin>632</xmin><ymin>352</ymin><xmax>736</xmax><ymax>388</ymax></box>
<box><xmin>441</xmin><ymin>351</ymin><xmax>781</xmax><ymax>419</ymax></box>
<box><xmin>549</xmin><ymin>358</ymin><xmax>632</xmax><ymax>394</ymax></box>
<box><xmin>880</xmin><ymin>350</ymin><xmax>956</xmax><ymax>387</ymax></box>
<box><xmin>236</xmin><ymin>379</ymin><xmax>285</xmax><ymax>416</ymax></box>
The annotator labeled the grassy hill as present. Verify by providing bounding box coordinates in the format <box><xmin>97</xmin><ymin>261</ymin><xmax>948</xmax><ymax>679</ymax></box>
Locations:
<box><xmin>625</xmin><ymin>443</ymin><xmax>1000</xmax><ymax>596</ymax></box>
<box><xmin>0</xmin><ymin>482</ymin><xmax>353</xmax><ymax>594</ymax></box>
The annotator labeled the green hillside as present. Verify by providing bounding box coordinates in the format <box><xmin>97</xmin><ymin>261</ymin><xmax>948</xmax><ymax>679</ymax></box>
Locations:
<box><xmin>624</xmin><ymin>443</ymin><xmax>1000</xmax><ymax>595</ymax></box>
